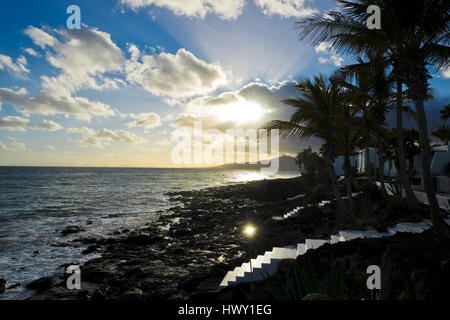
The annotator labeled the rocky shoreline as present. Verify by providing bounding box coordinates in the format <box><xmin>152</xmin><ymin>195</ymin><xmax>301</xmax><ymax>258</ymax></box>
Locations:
<box><xmin>20</xmin><ymin>176</ymin><xmax>449</xmax><ymax>300</ymax></box>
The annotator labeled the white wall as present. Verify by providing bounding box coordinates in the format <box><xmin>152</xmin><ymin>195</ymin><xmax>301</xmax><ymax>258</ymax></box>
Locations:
<box><xmin>431</xmin><ymin>144</ymin><xmax>450</xmax><ymax>175</ymax></box>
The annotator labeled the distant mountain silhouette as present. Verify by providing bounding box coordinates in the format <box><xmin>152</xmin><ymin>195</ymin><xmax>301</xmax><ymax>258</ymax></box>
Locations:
<box><xmin>214</xmin><ymin>155</ymin><xmax>300</xmax><ymax>173</ymax></box>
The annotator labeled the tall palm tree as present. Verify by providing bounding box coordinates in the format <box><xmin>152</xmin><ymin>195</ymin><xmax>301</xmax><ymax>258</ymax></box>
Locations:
<box><xmin>297</xmin><ymin>0</ymin><xmax>421</xmax><ymax>210</ymax></box>
<box><xmin>334</xmin><ymin>100</ymin><xmax>361</xmax><ymax>206</ymax></box>
<box><xmin>296</xmin><ymin>0</ymin><xmax>449</xmax><ymax>238</ymax></box>
<box><xmin>263</xmin><ymin>75</ymin><xmax>348</xmax><ymax>212</ymax></box>
<box><xmin>335</xmin><ymin>53</ymin><xmax>392</xmax><ymax>197</ymax></box>
<box><xmin>391</xmin><ymin>0</ymin><xmax>450</xmax><ymax>239</ymax></box>
<box><xmin>432</xmin><ymin>124</ymin><xmax>450</xmax><ymax>145</ymax></box>
<box><xmin>403</xmin><ymin>128</ymin><xmax>421</xmax><ymax>181</ymax></box>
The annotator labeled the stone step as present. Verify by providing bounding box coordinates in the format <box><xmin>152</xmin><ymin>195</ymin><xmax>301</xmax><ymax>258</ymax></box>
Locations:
<box><xmin>305</xmin><ymin>239</ymin><xmax>329</xmax><ymax>251</ymax></box>
<box><xmin>297</xmin><ymin>243</ymin><xmax>306</xmax><ymax>255</ymax></box>
<box><xmin>330</xmin><ymin>234</ymin><xmax>341</xmax><ymax>244</ymax></box>
<box><xmin>220</xmin><ymin>219</ymin><xmax>450</xmax><ymax>288</ymax></box>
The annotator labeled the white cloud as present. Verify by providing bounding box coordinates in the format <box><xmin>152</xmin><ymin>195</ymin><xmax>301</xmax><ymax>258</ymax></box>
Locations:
<box><xmin>442</xmin><ymin>66</ymin><xmax>450</xmax><ymax>78</ymax></box>
<box><xmin>315</xmin><ymin>41</ymin><xmax>332</xmax><ymax>54</ymax></box>
<box><xmin>0</xmin><ymin>26</ymin><xmax>125</xmax><ymax>121</ymax></box>
<box><xmin>0</xmin><ymin>88</ymin><xmax>115</xmax><ymax>121</ymax></box>
<box><xmin>67</xmin><ymin>127</ymin><xmax>146</xmax><ymax>148</ymax></box>
<box><xmin>0</xmin><ymin>140</ymin><xmax>28</xmax><ymax>152</ymax></box>
<box><xmin>126</xmin><ymin>48</ymin><xmax>229</xmax><ymax>98</ymax></box>
<box><xmin>126</xmin><ymin>112</ymin><xmax>162</xmax><ymax>129</ymax></box>
<box><xmin>35</xmin><ymin>119</ymin><xmax>63</xmax><ymax>131</ymax></box>
<box><xmin>0</xmin><ymin>115</ymin><xmax>63</xmax><ymax>131</ymax></box>
<box><xmin>97</xmin><ymin>128</ymin><xmax>145</xmax><ymax>144</ymax></box>
<box><xmin>315</xmin><ymin>41</ymin><xmax>343</xmax><ymax>67</ymax></box>
<box><xmin>175</xmin><ymin>80</ymin><xmax>296</xmax><ymax>130</ymax></box>
<box><xmin>120</xmin><ymin>0</ymin><xmax>245</xmax><ymax>20</ymax></box>
<box><xmin>0</xmin><ymin>116</ymin><xmax>30</xmax><ymax>131</ymax></box>
<box><xmin>24</xmin><ymin>26</ymin><xmax>57</xmax><ymax>49</ymax></box>
<box><xmin>254</xmin><ymin>0</ymin><xmax>318</xmax><ymax>18</ymax></box>
<box><xmin>24</xmin><ymin>26</ymin><xmax>126</xmax><ymax>96</ymax></box>
<box><xmin>0</xmin><ymin>54</ymin><xmax>30</xmax><ymax>78</ymax></box>
<box><xmin>24</xmin><ymin>48</ymin><xmax>40</xmax><ymax>57</ymax></box>
<box><xmin>46</xmin><ymin>145</ymin><xmax>56</xmax><ymax>151</ymax></box>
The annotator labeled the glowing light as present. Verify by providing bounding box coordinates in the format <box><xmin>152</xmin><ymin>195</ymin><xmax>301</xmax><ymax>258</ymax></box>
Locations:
<box><xmin>244</xmin><ymin>224</ymin><xmax>256</xmax><ymax>237</ymax></box>
<box><xmin>234</xmin><ymin>172</ymin><xmax>268</xmax><ymax>182</ymax></box>
<box><xmin>216</xmin><ymin>99</ymin><xmax>265</xmax><ymax>124</ymax></box>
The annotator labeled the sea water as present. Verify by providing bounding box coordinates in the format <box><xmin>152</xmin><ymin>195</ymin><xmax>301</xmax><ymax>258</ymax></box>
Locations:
<box><xmin>0</xmin><ymin>166</ymin><xmax>297</xmax><ymax>299</ymax></box>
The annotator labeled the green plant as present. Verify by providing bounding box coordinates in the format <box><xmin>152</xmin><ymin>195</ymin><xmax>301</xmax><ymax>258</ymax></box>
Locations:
<box><xmin>362</xmin><ymin>183</ymin><xmax>382</xmax><ymax>201</ymax></box>
<box><xmin>386</xmin><ymin>176</ymin><xmax>405</xmax><ymax>199</ymax></box>
<box><xmin>296</xmin><ymin>147</ymin><xmax>329</xmax><ymax>186</ymax></box>
<box><xmin>386</xmin><ymin>199</ymin><xmax>409</xmax><ymax>212</ymax></box>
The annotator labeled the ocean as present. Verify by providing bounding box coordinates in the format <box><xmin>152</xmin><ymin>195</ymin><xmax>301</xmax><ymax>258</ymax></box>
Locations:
<box><xmin>0</xmin><ymin>166</ymin><xmax>297</xmax><ymax>299</ymax></box>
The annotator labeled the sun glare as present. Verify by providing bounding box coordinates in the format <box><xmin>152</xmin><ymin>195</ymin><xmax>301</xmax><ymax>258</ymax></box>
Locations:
<box><xmin>243</xmin><ymin>225</ymin><xmax>256</xmax><ymax>237</ymax></box>
<box><xmin>217</xmin><ymin>99</ymin><xmax>266</xmax><ymax>124</ymax></box>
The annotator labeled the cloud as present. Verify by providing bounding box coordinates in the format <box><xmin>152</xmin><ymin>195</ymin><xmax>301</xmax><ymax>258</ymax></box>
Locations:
<box><xmin>120</xmin><ymin>0</ymin><xmax>245</xmax><ymax>20</ymax></box>
<box><xmin>0</xmin><ymin>87</ymin><xmax>115</xmax><ymax>121</ymax></box>
<box><xmin>24</xmin><ymin>26</ymin><xmax>126</xmax><ymax>96</ymax></box>
<box><xmin>174</xmin><ymin>80</ymin><xmax>297</xmax><ymax>130</ymax></box>
<box><xmin>170</xmin><ymin>79</ymin><xmax>322</xmax><ymax>156</ymax></box>
<box><xmin>442</xmin><ymin>66</ymin><xmax>450</xmax><ymax>79</ymax></box>
<box><xmin>315</xmin><ymin>41</ymin><xmax>343</xmax><ymax>67</ymax></box>
<box><xmin>0</xmin><ymin>116</ymin><xmax>63</xmax><ymax>131</ymax></box>
<box><xmin>24</xmin><ymin>26</ymin><xmax>57</xmax><ymax>48</ymax></box>
<box><xmin>0</xmin><ymin>26</ymin><xmax>125</xmax><ymax>121</ymax></box>
<box><xmin>24</xmin><ymin>48</ymin><xmax>40</xmax><ymax>57</ymax></box>
<box><xmin>0</xmin><ymin>140</ymin><xmax>28</xmax><ymax>152</ymax></box>
<box><xmin>0</xmin><ymin>116</ymin><xmax>30</xmax><ymax>131</ymax></box>
<box><xmin>97</xmin><ymin>128</ymin><xmax>145</xmax><ymax>144</ymax></box>
<box><xmin>0</xmin><ymin>54</ymin><xmax>30</xmax><ymax>78</ymax></box>
<box><xmin>254</xmin><ymin>0</ymin><xmax>318</xmax><ymax>18</ymax></box>
<box><xmin>120</xmin><ymin>0</ymin><xmax>319</xmax><ymax>19</ymax></box>
<box><xmin>126</xmin><ymin>48</ymin><xmax>229</xmax><ymax>98</ymax></box>
<box><xmin>66</xmin><ymin>127</ymin><xmax>146</xmax><ymax>148</ymax></box>
<box><xmin>126</xmin><ymin>112</ymin><xmax>162</xmax><ymax>129</ymax></box>
<box><xmin>35</xmin><ymin>119</ymin><xmax>63</xmax><ymax>131</ymax></box>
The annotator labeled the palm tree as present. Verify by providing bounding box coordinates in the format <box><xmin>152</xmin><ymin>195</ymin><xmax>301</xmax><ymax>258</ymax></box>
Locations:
<box><xmin>432</xmin><ymin>124</ymin><xmax>450</xmax><ymax>145</ymax></box>
<box><xmin>263</xmin><ymin>75</ymin><xmax>348</xmax><ymax>212</ymax></box>
<box><xmin>296</xmin><ymin>0</ymin><xmax>449</xmax><ymax>239</ymax></box>
<box><xmin>440</xmin><ymin>104</ymin><xmax>450</xmax><ymax>120</ymax></box>
<box><xmin>403</xmin><ymin>128</ymin><xmax>421</xmax><ymax>181</ymax></box>
<box><xmin>334</xmin><ymin>100</ymin><xmax>361</xmax><ymax>206</ymax></box>
<box><xmin>296</xmin><ymin>0</ymin><xmax>421</xmax><ymax>210</ymax></box>
<box><xmin>334</xmin><ymin>53</ymin><xmax>393</xmax><ymax>197</ymax></box>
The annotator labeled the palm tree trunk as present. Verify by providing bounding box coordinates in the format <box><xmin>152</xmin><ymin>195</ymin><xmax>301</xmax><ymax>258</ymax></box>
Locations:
<box><xmin>414</xmin><ymin>98</ymin><xmax>450</xmax><ymax>239</ymax></box>
<box><xmin>365</xmin><ymin>148</ymin><xmax>372</xmax><ymax>182</ymax></box>
<box><xmin>344</xmin><ymin>153</ymin><xmax>354</xmax><ymax>207</ymax></box>
<box><xmin>327</xmin><ymin>153</ymin><xmax>347</xmax><ymax>213</ymax></box>
<box><xmin>396</xmin><ymin>79</ymin><xmax>421</xmax><ymax>209</ymax></box>
<box><xmin>378</xmin><ymin>138</ymin><xmax>387</xmax><ymax>198</ymax></box>
<box><xmin>388</xmin><ymin>160</ymin><xmax>392</xmax><ymax>178</ymax></box>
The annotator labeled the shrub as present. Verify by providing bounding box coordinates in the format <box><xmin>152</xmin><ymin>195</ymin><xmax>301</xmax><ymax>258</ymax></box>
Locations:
<box><xmin>362</xmin><ymin>183</ymin><xmax>382</xmax><ymax>201</ymax></box>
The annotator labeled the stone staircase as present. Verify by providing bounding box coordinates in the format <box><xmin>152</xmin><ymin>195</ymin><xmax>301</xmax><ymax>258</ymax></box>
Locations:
<box><xmin>283</xmin><ymin>192</ymin><xmax>362</xmax><ymax>220</ymax></box>
<box><xmin>219</xmin><ymin>219</ymin><xmax>449</xmax><ymax>289</ymax></box>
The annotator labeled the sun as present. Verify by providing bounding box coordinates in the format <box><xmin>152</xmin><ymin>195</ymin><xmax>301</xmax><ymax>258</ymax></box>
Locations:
<box><xmin>217</xmin><ymin>99</ymin><xmax>266</xmax><ymax>124</ymax></box>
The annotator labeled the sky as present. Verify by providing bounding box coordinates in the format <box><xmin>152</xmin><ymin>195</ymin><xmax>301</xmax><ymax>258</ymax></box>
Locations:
<box><xmin>0</xmin><ymin>0</ymin><xmax>448</xmax><ymax>167</ymax></box>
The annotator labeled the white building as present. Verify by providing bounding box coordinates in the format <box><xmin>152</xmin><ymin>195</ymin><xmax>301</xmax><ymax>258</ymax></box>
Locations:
<box><xmin>334</xmin><ymin>144</ymin><xmax>450</xmax><ymax>195</ymax></box>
